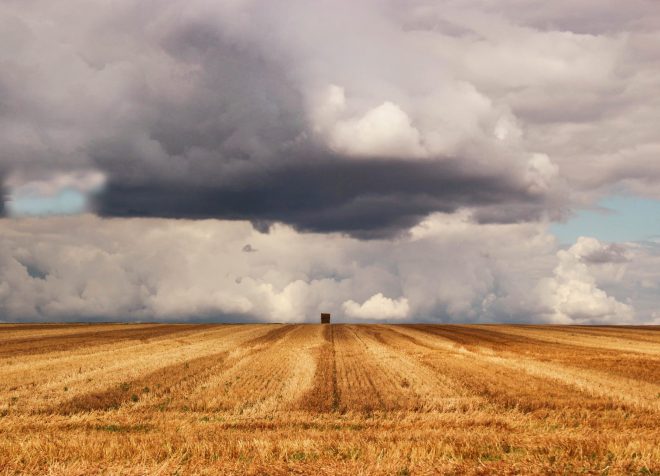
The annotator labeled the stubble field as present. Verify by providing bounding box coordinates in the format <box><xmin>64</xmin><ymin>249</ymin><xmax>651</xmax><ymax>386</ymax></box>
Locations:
<box><xmin>0</xmin><ymin>323</ymin><xmax>658</xmax><ymax>475</ymax></box>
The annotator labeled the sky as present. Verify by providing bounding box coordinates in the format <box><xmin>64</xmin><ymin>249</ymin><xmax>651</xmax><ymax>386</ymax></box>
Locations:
<box><xmin>552</xmin><ymin>195</ymin><xmax>660</xmax><ymax>245</ymax></box>
<box><xmin>1</xmin><ymin>0</ymin><xmax>659</xmax><ymax>324</ymax></box>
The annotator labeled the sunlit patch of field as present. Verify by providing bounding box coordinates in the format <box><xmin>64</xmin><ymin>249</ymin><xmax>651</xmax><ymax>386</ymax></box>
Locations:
<box><xmin>0</xmin><ymin>324</ymin><xmax>658</xmax><ymax>475</ymax></box>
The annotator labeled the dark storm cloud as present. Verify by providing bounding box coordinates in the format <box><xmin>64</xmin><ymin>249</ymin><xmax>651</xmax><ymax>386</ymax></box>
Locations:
<box><xmin>97</xmin><ymin>158</ymin><xmax>543</xmax><ymax>238</ymax></box>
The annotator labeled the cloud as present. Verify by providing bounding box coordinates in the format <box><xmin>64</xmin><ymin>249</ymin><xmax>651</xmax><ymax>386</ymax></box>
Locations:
<box><xmin>328</xmin><ymin>101</ymin><xmax>426</xmax><ymax>159</ymax></box>
<box><xmin>0</xmin><ymin>184</ymin><xmax>5</xmax><ymax>216</ymax></box>
<box><xmin>343</xmin><ymin>293</ymin><xmax>410</xmax><ymax>320</ymax></box>
<box><xmin>612</xmin><ymin>239</ymin><xmax>660</xmax><ymax>322</ymax></box>
<box><xmin>0</xmin><ymin>0</ymin><xmax>606</xmax><ymax>234</ymax></box>
<box><xmin>578</xmin><ymin>240</ymin><xmax>630</xmax><ymax>264</ymax></box>
<box><xmin>6</xmin><ymin>170</ymin><xmax>105</xmax><ymax>198</ymax></box>
<box><xmin>536</xmin><ymin>237</ymin><xmax>633</xmax><ymax>324</ymax></box>
<box><xmin>97</xmin><ymin>157</ymin><xmax>554</xmax><ymax>238</ymax></box>
<box><xmin>2</xmin><ymin>214</ymin><xmax>653</xmax><ymax>324</ymax></box>
<box><xmin>3</xmin><ymin>0</ymin><xmax>657</xmax><ymax>231</ymax></box>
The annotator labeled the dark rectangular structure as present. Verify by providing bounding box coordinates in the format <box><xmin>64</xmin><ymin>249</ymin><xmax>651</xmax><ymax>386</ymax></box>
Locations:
<box><xmin>320</xmin><ymin>313</ymin><xmax>331</xmax><ymax>324</ymax></box>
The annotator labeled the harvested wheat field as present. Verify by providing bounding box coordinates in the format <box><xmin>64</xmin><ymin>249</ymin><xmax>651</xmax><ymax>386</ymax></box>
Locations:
<box><xmin>0</xmin><ymin>324</ymin><xmax>658</xmax><ymax>475</ymax></box>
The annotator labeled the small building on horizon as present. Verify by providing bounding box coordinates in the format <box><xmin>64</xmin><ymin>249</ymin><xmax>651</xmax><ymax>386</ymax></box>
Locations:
<box><xmin>320</xmin><ymin>313</ymin><xmax>331</xmax><ymax>324</ymax></box>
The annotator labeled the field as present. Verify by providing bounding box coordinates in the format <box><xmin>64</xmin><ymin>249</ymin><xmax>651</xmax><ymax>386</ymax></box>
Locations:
<box><xmin>0</xmin><ymin>324</ymin><xmax>658</xmax><ymax>475</ymax></box>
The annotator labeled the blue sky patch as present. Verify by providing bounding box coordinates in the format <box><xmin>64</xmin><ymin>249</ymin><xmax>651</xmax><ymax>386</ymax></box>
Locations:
<box><xmin>7</xmin><ymin>187</ymin><xmax>88</xmax><ymax>217</ymax></box>
<box><xmin>551</xmin><ymin>195</ymin><xmax>660</xmax><ymax>245</ymax></box>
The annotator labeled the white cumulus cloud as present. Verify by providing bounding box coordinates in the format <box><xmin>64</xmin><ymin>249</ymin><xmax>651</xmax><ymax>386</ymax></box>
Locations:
<box><xmin>536</xmin><ymin>237</ymin><xmax>634</xmax><ymax>324</ymax></box>
<box><xmin>343</xmin><ymin>293</ymin><xmax>410</xmax><ymax>320</ymax></box>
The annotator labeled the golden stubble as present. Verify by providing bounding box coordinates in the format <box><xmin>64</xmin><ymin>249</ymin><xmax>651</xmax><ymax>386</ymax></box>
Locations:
<box><xmin>0</xmin><ymin>323</ymin><xmax>658</xmax><ymax>475</ymax></box>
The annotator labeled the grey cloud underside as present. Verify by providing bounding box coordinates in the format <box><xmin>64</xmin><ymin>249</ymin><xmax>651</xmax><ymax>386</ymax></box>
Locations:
<box><xmin>97</xmin><ymin>158</ymin><xmax>543</xmax><ymax>237</ymax></box>
<box><xmin>581</xmin><ymin>243</ymin><xmax>630</xmax><ymax>264</ymax></box>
